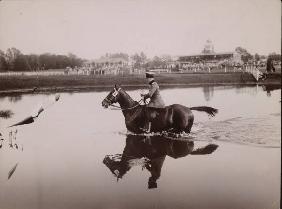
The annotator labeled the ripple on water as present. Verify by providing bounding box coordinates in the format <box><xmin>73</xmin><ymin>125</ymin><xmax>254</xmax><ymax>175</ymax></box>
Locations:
<box><xmin>192</xmin><ymin>115</ymin><xmax>281</xmax><ymax>148</ymax></box>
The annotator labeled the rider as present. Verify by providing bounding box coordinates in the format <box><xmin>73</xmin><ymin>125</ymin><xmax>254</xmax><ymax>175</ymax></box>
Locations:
<box><xmin>141</xmin><ymin>71</ymin><xmax>165</xmax><ymax>133</ymax></box>
<box><xmin>266</xmin><ymin>57</ymin><xmax>276</xmax><ymax>73</ymax></box>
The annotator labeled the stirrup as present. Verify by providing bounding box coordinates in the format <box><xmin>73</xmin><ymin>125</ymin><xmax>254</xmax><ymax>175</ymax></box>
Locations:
<box><xmin>140</xmin><ymin>127</ymin><xmax>150</xmax><ymax>133</ymax></box>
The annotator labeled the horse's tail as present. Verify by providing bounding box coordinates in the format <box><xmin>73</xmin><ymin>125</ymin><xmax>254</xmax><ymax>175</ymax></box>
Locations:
<box><xmin>190</xmin><ymin>106</ymin><xmax>218</xmax><ymax>117</ymax></box>
<box><xmin>191</xmin><ymin>144</ymin><xmax>219</xmax><ymax>155</ymax></box>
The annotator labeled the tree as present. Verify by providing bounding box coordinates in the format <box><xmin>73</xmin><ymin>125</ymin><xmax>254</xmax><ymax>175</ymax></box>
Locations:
<box><xmin>39</xmin><ymin>53</ymin><xmax>52</xmax><ymax>70</ymax></box>
<box><xmin>108</xmin><ymin>53</ymin><xmax>129</xmax><ymax>61</ymax></box>
<box><xmin>131</xmin><ymin>53</ymin><xmax>141</xmax><ymax>68</ymax></box>
<box><xmin>140</xmin><ymin>52</ymin><xmax>147</xmax><ymax>64</ymax></box>
<box><xmin>14</xmin><ymin>54</ymin><xmax>30</xmax><ymax>71</ymax></box>
<box><xmin>0</xmin><ymin>50</ymin><xmax>8</xmax><ymax>72</ymax></box>
<box><xmin>268</xmin><ymin>52</ymin><xmax>281</xmax><ymax>61</ymax></box>
<box><xmin>4</xmin><ymin>48</ymin><xmax>31</xmax><ymax>71</ymax></box>
<box><xmin>26</xmin><ymin>54</ymin><xmax>40</xmax><ymax>71</ymax></box>
<box><xmin>150</xmin><ymin>56</ymin><xmax>163</xmax><ymax>69</ymax></box>
<box><xmin>68</xmin><ymin>53</ymin><xmax>83</xmax><ymax>68</ymax></box>
<box><xmin>235</xmin><ymin>47</ymin><xmax>253</xmax><ymax>63</ymax></box>
<box><xmin>161</xmin><ymin>55</ymin><xmax>173</xmax><ymax>68</ymax></box>
<box><xmin>254</xmin><ymin>53</ymin><xmax>260</xmax><ymax>62</ymax></box>
<box><xmin>1</xmin><ymin>48</ymin><xmax>84</xmax><ymax>71</ymax></box>
<box><xmin>161</xmin><ymin>54</ymin><xmax>172</xmax><ymax>63</ymax></box>
<box><xmin>5</xmin><ymin>48</ymin><xmax>22</xmax><ymax>71</ymax></box>
<box><xmin>131</xmin><ymin>52</ymin><xmax>147</xmax><ymax>69</ymax></box>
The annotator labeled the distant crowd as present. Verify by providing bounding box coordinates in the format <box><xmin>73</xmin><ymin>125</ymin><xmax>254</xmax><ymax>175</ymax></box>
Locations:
<box><xmin>178</xmin><ymin>58</ymin><xmax>280</xmax><ymax>73</ymax></box>
<box><xmin>1</xmin><ymin>54</ymin><xmax>280</xmax><ymax>76</ymax></box>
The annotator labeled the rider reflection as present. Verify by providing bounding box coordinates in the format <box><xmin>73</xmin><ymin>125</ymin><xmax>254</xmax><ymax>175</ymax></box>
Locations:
<box><xmin>103</xmin><ymin>135</ymin><xmax>218</xmax><ymax>189</ymax></box>
<box><xmin>146</xmin><ymin>155</ymin><xmax>165</xmax><ymax>189</ymax></box>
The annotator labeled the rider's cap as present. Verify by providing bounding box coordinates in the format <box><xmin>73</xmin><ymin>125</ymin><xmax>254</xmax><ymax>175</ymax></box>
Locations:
<box><xmin>145</xmin><ymin>71</ymin><xmax>155</xmax><ymax>78</ymax></box>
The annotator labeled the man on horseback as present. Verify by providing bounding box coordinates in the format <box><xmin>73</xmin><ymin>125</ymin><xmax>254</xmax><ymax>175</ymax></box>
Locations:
<box><xmin>141</xmin><ymin>71</ymin><xmax>165</xmax><ymax>133</ymax></box>
<box><xmin>102</xmin><ymin>80</ymin><xmax>218</xmax><ymax>135</ymax></box>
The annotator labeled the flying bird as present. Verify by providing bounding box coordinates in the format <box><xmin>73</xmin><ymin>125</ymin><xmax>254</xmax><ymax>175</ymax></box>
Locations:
<box><xmin>8</xmin><ymin>94</ymin><xmax>60</xmax><ymax>128</ymax></box>
<box><xmin>8</xmin><ymin>163</ymin><xmax>19</xmax><ymax>180</ymax></box>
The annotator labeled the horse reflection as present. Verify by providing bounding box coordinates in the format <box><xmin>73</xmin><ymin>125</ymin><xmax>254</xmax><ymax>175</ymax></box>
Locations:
<box><xmin>103</xmin><ymin>135</ymin><xmax>218</xmax><ymax>189</ymax></box>
<box><xmin>261</xmin><ymin>84</ymin><xmax>281</xmax><ymax>97</ymax></box>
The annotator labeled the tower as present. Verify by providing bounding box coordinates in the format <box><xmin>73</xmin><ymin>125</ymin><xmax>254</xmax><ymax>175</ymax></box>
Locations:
<box><xmin>202</xmin><ymin>39</ymin><xmax>214</xmax><ymax>54</ymax></box>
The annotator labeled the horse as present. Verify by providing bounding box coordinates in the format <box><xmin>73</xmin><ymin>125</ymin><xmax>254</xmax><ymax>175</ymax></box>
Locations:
<box><xmin>102</xmin><ymin>84</ymin><xmax>218</xmax><ymax>134</ymax></box>
<box><xmin>103</xmin><ymin>134</ymin><xmax>219</xmax><ymax>189</ymax></box>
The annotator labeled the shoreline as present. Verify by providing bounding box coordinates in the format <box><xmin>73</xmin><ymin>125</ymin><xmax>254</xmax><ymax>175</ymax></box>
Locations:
<box><xmin>0</xmin><ymin>82</ymin><xmax>280</xmax><ymax>96</ymax></box>
<box><xmin>0</xmin><ymin>72</ymin><xmax>280</xmax><ymax>95</ymax></box>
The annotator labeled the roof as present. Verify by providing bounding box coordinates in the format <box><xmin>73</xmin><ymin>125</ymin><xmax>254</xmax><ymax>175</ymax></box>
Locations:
<box><xmin>93</xmin><ymin>57</ymin><xmax>128</xmax><ymax>63</ymax></box>
<box><xmin>178</xmin><ymin>52</ymin><xmax>235</xmax><ymax>58</ymax></box>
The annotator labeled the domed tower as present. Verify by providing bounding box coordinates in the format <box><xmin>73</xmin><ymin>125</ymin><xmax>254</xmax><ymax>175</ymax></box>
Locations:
<box><xmin>202</xmin><ymin>39</ymin><xmax>215</xmax><ymax>54</ymax></box>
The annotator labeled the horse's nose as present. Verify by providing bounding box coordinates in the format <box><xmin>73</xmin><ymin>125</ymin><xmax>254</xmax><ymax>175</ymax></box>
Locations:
<box><xmin>102</xmin><ymin>101</ymin><xmax>108</xmax><ymax>108</ymax></box>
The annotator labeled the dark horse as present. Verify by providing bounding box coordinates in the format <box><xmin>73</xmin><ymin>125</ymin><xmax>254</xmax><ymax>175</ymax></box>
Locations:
<box><xmin>102</xmin><ymin>85</ymin><xmax>218</xmax><ymax>134</ymax></box>
<box><xmin>103</xmin><ymin>134</ymin><xmax>219</xmax><ymax>189</ymax></box>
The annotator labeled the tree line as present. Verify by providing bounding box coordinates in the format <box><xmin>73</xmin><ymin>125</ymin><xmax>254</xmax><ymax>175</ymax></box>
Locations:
<box><xmin>0</xmin><ymin>47</ymin><xmax>280</xmax><ymax>72</ymax></box>
<box><xmin>0</xmin><ymin>48</ymin><xmax>84</xmax><ymax>72</ymax></box>
<box><xmin>102</xmin><ymin>52</ymin><xmax>173</xmax><ymax>69</ymax></box>
<box><xmin>235</xmin><ymin>47</ymin><xmax>281</xmax><ymax>63</ymax></box>
<box><xmin>0</xmin><ymin>49</ymin><xmax>173</xmax><ymax>72</ymax></box>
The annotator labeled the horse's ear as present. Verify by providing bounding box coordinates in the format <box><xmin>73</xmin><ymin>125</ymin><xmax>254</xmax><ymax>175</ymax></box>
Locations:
<box><xmin>115</xmin><ymin>84</ymin><xmax>121</xmax><ymax>90</ymax></box>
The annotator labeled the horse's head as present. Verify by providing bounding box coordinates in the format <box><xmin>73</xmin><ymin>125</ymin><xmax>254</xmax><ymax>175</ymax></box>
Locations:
<box><xmin>103</xmin><ymin>154</ymin><xmax>130</xmax><ymax>180</ymax></box>
<box><xmin>102</xmin><ymin>84</ymin><xmax>122</xmax><ymax>108</ymax></box>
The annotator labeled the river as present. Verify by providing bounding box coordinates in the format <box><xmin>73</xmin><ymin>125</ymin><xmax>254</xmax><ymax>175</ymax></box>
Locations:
<box><xmin>0</xmin><ymin>84</ymin><xmax>280</xmax><ymax>209</ymax></box>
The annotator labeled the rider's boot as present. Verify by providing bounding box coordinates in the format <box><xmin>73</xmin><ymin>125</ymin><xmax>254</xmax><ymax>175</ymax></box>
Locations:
<box><xmin>141</xmin><ymin>121</ymin><xmax>151</xmax><ymax>133</ymax></box>
<box><xmin>146</xmin><ymin>122</ymin><xmax>151</xmax><ymax>133</ymax></box>
<box><xmin>141</xmin><ymin>107</ymin><xmax>151</xmax><ymax>133</ymax></box>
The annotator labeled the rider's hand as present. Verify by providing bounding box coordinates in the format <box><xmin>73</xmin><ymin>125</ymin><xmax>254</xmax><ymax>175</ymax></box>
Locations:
<box><xmin>141</xmin><ymin>94</ymin><xmax>149</xmax><ymax>99</ymax></box>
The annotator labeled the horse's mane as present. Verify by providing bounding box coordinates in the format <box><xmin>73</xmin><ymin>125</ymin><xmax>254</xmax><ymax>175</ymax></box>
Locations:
<box><xmin>119</xmin><ymin>88</ymin><xmax>140</xmax><ymax>106</ymax></box>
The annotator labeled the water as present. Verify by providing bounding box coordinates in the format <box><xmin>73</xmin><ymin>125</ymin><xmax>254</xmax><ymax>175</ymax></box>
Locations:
<box><xmin>0</xmin><ymin>85</ymin><xmax>281</xmax><ymax>209</ymax></box>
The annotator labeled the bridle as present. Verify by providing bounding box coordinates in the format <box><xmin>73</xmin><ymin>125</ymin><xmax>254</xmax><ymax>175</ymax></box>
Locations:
<box><xmin>103</xmin><ymin>87</ymin><xmax>121</xmax><ymax>105</ymax></box>
<box><xmin>104</xmin><ymin>87</ymin><xmax>143</xmax><ymax>111</ymax></box>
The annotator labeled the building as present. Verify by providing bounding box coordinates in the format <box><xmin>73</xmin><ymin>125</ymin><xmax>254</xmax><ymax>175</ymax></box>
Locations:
<box><xmin>91</xmin><ymin>57</ymin><xmax>129</xmax><ymax>68</ymax></box>
<box><xmin>83</xmin><ymin>57</ymin><xmax>130</xmax><ymax>75</ymax></box>
<box><xmin>177</xmin><ymin>40</ymin><xmax>243</xmax><ymax>70</ymax></box>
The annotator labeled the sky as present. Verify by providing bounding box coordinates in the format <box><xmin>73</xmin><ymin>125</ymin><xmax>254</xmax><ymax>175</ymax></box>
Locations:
<box><xmin>0</xmin><ymin>0</ymin><xmax>281</xmax><ymax>59</ymax></box>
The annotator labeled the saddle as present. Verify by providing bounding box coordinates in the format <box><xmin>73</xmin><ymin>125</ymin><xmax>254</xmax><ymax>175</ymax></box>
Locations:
<box><xmin>145</xmin><ymin>106</ymin><xmax>165</xmax><ymax>121</ymax></box>
<box><xmin>126</xmin><ymin>106</ymin><xmax>159</xmax><ymax>124</ymax></box>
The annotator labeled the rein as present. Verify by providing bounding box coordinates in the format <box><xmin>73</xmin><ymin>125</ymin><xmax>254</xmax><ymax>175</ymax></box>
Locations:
<box><xmin>109</xmin><ymin>99</ymin><xmax>143</xmax><ymax>111</ymax></box>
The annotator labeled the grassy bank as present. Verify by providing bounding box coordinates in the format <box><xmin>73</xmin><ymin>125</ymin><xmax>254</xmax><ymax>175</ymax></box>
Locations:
<box><xmin>0</xmin><ymin>72</ymin><xmax>280</xmax><ymax>94</ymax></box>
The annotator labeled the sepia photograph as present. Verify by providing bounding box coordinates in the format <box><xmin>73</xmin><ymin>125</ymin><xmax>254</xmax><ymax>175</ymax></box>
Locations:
<box><xmin>0</xmin><ymin>0</ymin><xmax>281</xmax><ymax>209</ymax></box>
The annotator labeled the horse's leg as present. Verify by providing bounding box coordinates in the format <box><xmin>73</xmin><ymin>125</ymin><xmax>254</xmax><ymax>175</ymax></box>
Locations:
<box><xmin>170</xmin><ymin>105</ymin><xmax>194</xmax><ymax>134</ymax></box>
<box><xmin>185</xmin><ymin>114</ymin><xmax>194</xmax><ymax>133</ymax></box>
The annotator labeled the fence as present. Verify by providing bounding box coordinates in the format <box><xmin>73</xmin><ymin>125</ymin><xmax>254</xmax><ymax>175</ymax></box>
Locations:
<box><xmin>244</xmin><ymin>66</ymin><xmax>263</xmax><ymax>81</ymax></box>
<box><xmin>0</xmin><ymin>71</ymin><xmax>64</xmax><ymax>76</ymax></box>
<box><xmin>0</xmin><ymin>65</ymin><xmax>266</xmax><ymax>80</ymax></box>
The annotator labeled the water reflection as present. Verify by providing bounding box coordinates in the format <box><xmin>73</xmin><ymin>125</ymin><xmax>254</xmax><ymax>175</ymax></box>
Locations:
<box><xmin>202</xmin><ymin>86</ymin><xmax>214</xmax><ymax>101</ymax></box>
<box><xmin>0</xmin><ymin>129</ymin><xmax>23</xmax><ymax>181</ymax></box>
<box><xmin>261</xmin><ymin>84</ymin><xmax>281</xmax><ymax>97</ymax></box>
<box><xmin>7</xmin><ymin>95</ymin><xmax>22</xmax><ymax>103</ymax></box>
<box><xmin>103</xmin><ymin>134</ymin><xmax>218</xmax><ymax>189</ymax></box>
<box><xmin>0</xmin><ymin>110</ymin><xmax>14</xmax><ymax>119</ymax></box>
<box><xmin>201</xmin><ymin>84</ymin><xmax>281</xmax><ymax>98</ymax></box>
<box><xmin>0</xmin><ymin>129</ymin><xmax>22</xmax><ymax>151</ymax></box>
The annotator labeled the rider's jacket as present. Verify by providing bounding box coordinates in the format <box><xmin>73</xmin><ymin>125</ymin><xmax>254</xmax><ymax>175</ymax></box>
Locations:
<box><xmin>266</xmin><ymin>58</ymin><xmax>275</xmax><ymax>72</ymax></box>
<box><xmin>144</xmin><ymin>80</ymin><xmax>165</xmax><ymax>108</ymax></box>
